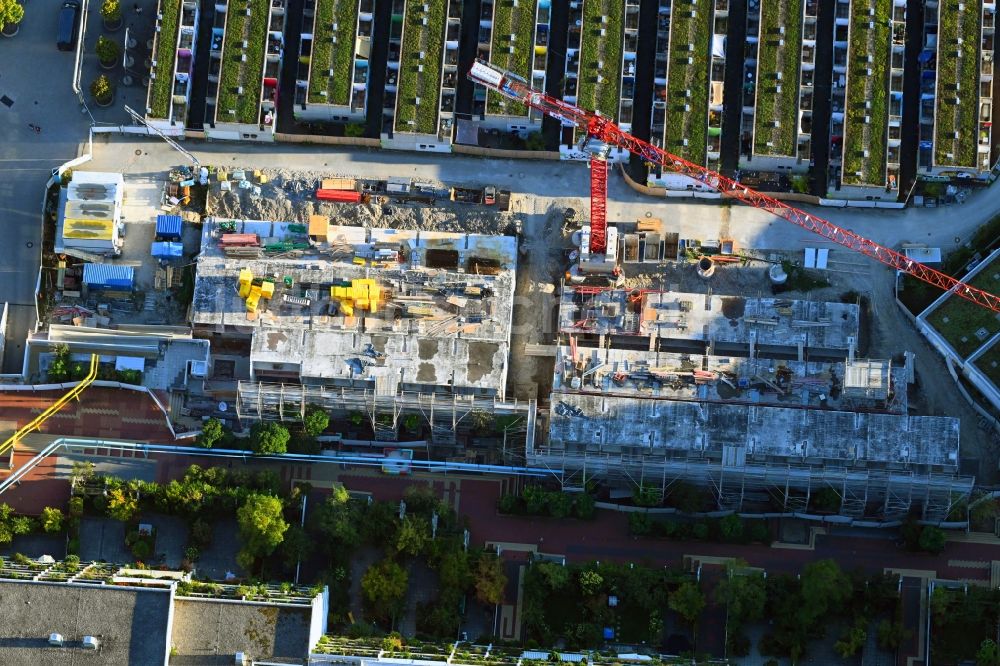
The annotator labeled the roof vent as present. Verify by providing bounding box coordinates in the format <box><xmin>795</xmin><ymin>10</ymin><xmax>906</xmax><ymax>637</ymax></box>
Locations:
<box><xmin>82</xmin><ymin>636</ymin><xmax>100</xmax><ymax>650</ymax></box>
<box><xmin>49</xmin><ymin>633</ymin><xmax>64</xmax><ymax>647</ymax></box>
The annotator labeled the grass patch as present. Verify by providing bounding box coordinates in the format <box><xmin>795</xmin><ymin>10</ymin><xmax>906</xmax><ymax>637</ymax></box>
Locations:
<box><xmin>934</xmin><ymin>0</ymin><xmax>981</xmax><ymax>167</ymax></box>
<box><xmin>753</xmin><ymin>0</ymin><xmax>802</xmax><ymax>157</ymax></box>
<box><xmin>148</xmin><ymin>0</ymin><xmax>181</xmax><ymax>118</ymax></box>
<box><xmin>576</xmin><ymin>0</ymin><xmax>623</xmax><ymax>119</ymax></box>
<box><xmin>926</xmin><ymin>256</ymin><xmax>1000</xmax><ymax>357</ymax></box>
<box><xmin>308</xmin><ymin>0</ymin><xmax>359</xmax><ymax>105</ymax></box>
<box><xmin>217</xmin><ymin>0</ymin><xmax>270</xmax><ymax>125</ymax></box>
<box><xmin>842</xmin><ymin>0</ymin><xmax>891</xmax><ymax>186</ymax></box>
<box><xmin>665</xmin><ymin>0</ymin><xmax>711</xmax><ymax>164</ymax></box>
<box><xmin>485</xmin><ymin>0</ymin><xmax>537</xmax><ymax>116</ymax></box>
<box><xmin>395</xmin><ymin>1</ymin><xmax>446</xmax><ymax>134</ymax></box>
<box><xmin>972</xmin><ymin>341</ymin><xmax>1000</xmax><ymax>386</ymax></box>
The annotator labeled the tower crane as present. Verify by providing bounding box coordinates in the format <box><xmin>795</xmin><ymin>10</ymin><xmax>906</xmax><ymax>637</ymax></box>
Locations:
<box><xmin>467</xmin><ymin>59</ymin><xmax>1000</xmax><ymax>313</ymax></box>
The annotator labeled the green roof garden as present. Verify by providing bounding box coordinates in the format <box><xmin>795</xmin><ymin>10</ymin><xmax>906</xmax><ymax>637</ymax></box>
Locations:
<box><xmin>753</xmin><ymin>0</ymin><xmax>802</xmax><ymax>157</ymax></box>
<box><xmin>934</xmin><ymin>0</ymin><xmax>981</xmax><ymax>168</ymax></box>
<box><xmin>925</xmin><ymin>253</ymin><xmax>1000</xmax><ymax>358</ymax></box>
<box><xmin>148</xmin><ymin>0</ymin><xmax>181</xmax><ymax>119</ymax></box>
<box><xmin>664</xmin><ymin>0</ymin><xmax>712</xmax><ymax>164</ymax></box>
<box><xmin>842</xmin><ymin>0</ymin><xmax>891</xmax><ymax>186</ymax></box>
<box><xmin>394</xmin><ymin>0</ymin><xmax>446</xmax><ymax>135</ymax></box>
<box><xmin>575</xmin><ymin>0</ymin><xmax>623</xmax><ymax>119</ymax></box>
<box><xmin>308</xmin><ymin>0</ymin><xmax>359</xmax><ymax>106</ymax></box>
<box><xmin>972</xmin><ymin>340</ymin><xmax>1000</xmax><ymax>388</ymax></box>
<box><xmin>216</xmin><ymin>0</ymin><xmax>270</xmax><ymax>125</ymax></box>
<box><xmin>486</xmin><ymin>0</ymin><xmax>538</xmax><ymax>116</ymax></box>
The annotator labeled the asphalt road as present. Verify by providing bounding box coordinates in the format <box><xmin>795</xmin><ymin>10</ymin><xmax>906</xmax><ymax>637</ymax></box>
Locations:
<box><xmin>0</xmin><ymin>5</ymin><xmax>91</xmax><ymax>373</ymax></box>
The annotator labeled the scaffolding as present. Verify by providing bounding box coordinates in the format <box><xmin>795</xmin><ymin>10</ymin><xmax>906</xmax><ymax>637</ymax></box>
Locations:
<box><xmin>527</xmin><ymin>448</ymin><xmax>974</xmax><ymax>521</ymax></box>
<box><xmin>237</xmin><ymin>382</ymin><xmax>536</xmax><ymax>450</ymax></box>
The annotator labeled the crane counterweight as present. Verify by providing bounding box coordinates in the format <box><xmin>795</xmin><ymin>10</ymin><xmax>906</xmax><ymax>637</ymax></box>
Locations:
<box><xmin>466</xmin><ymin>58</ymin><xmax>1000</xmax><ymax>313</ymax></box>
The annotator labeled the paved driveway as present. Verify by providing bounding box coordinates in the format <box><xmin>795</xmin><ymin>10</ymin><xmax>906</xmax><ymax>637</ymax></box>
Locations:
<box><xmin>0</xmin><ymin>4</ymin><xmax>91</xmax><ymax>372</ymax></box>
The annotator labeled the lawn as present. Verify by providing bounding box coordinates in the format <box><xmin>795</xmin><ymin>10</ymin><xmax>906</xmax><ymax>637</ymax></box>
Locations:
<box><xmin>934</xmin><ymin>0</ymin><xmax>981</xmax><ymax>167</ymax></box>
<box><xmin>486</xmin><ymin>0</ymin><xmax>537</xmax><ymax>116</ymax></box>
<box><xmin>665</xmin><ymin>0</ymin><xmax>712</xmax><ymax>164</ymax></box>
<box><xmin>753</xmin><ymin>0</ymin><xmax>802</xmax><ymax>157</ymax></box>
<box><xmin>148</xmin><ymin>0</ymin><xmax>181</xmax><ymax>119</ymax></box>
<box><xmin>394</xmin><ymin>1</ymin><xmax>446</xmax><ymax>134</ymax></box>
<box><xmin>842</xmin><ymin>0</ymin><xmax>891</xmax><ymax>186</ymax></box>
<box><xmin>575</xmin><ymin>0</ymin><xmax>623</xmax><ymax>119</ymax></box>
<box><xmin>925</xmin><ymin>252</ymin><xmax>1000</xmax><ymax>358</ymax></box>
<box><xmin>972</xmin><ymin>340</ymin><xmax>1000</xmax><ymax>387</ymax></box>
<box><xmin>308</xmin><ymin>0</ymin><xmax>359</xmax><ymax>105</ymax></box>
<box><xmin>216</xmin><ymin>0</ymin><xmax>270</xmax><ymax>125</ymax></box>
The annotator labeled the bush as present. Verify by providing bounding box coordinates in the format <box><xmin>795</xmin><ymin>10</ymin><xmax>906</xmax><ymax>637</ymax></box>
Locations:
<box><xmin>68</xmin><ymin>496</ymin><xmax>84</xmax><ymax>518</ymax></box>
<box><xmin>628</xmin><ymin>512</ymin><xmax>651</xmax><ymax>536</ymax></box>
<box><xmin>0</xmin><ymin>0</ymin><xmax>24</xmax><ymax>27</ymax></box>
<box><xmin>197</xmin><ymin>418</ymin><xmax>225</xmax><ymax>448</ymax></box>
<box><xmin>573</xmin><ymin>493</ymin><xmax>596</xmax><ymax>520</ymax></box>
<box><xmin>719</xmin><ymin>514</ymin><xmax>744</xmax><ymax>541</ymax></box>
<box><xmin>498</xmin><ymin>494</ymin><xmax>520</xmax><ymax>514</ymax></box>
<box><xmin>918</xmin><ymin>525</ymin><xmax>947</xmax><ymax>554</ymax></box>
<box><xmin>303</xmin><ymin>406</ymin><xmax>330</xmax><ymax>436</ymax></box>
<box><xmin>40</xmin><ymin>507</ymin><xmax>64</xmax><ymax>533</ymax></box>
<box><xmin>89</xmin><ymin>75</ymin><xmax>113</xmax><ymax>104</ymax></box>
<box><xmin>64</xmin><ymin>554</ymin><xmax>81</xmax><ymax>571</ymax></box>
<box><xmin>100</xmin><ymin>0</ymin><xmax>121</xmax><ymax>21</ymax></box>
<box><xmin>249</xmin><ymin>421</ymin><xmax>290</xmax><ymax>455</ymax></box>
<box><xmin>95</xmin><ymin>35</ymin><xmax>120</xmax><ymax>64</ymax></box>
<box><xmin>692</xmin><ymin>522</ymin><xmax>709</xmax><ymax>539</ymax></box>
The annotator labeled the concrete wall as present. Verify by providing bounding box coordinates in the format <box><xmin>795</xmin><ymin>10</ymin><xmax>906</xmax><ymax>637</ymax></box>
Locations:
<box><xmin>273</xmin><ymin>133</ymin><xmax>380</xmax><ymax>147</ymax></box>
<box><xmin>452</xmin><ymin>144</ymin><xmax>560</xmax><ymax>160</ymax></box>
<box><xmin>380</xmin><ymin>132</ymin><xmax>452</xmax><ymax>153</ymax></box>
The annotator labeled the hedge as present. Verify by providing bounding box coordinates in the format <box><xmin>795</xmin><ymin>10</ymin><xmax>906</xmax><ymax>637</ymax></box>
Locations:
<box><xmin>149</xmin><ymin>0</ymin><xmax>181</xmax><ymax>118</ymax></box>
<box><xmin>308</xmin><ymin>0</ymin><xmax>359</xmax><ymax>105</ymax></box>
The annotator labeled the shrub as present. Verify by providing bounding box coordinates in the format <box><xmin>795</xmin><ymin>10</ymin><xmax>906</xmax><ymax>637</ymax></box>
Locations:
<box><xmin>100</xmin><ymin>0</ymin><xmax>121</xmax><ymax>21</ymax></box>
<box><xmin>131</xmin><ymin>539</ymin><xmax>152</xmax><ymax>561</ymax></box>
<box><xmin>692</xmin><ymin>522</ymin><xmax>709</xmax><ymax>539</ymax></box>
<box><xmin>197</xmin><ymin>418</ymin><xmax>225</xmax><ymax>448</ymax></box>
<box><xmin>40</xmin><ymin>507</ymin><xmax>64</xmax><ymax>533</ymax></box>
<box><xmin>573</xmin><ymin>493</ymin><xmax>596</xmax><ymax>520</ymax></box>
<box><xmin>95</xmin><ymin>35</ymin><xmax>121</xmax><ymax>64</ymax></box>
<box><xmin>628</xmin><ymin>512</ymin><xmax>651</xmax><ymax>535</ymax></box>
<box><xmin>68</xmin><ymin>496</ymin><xmax>84</xmax><ymax>517</ymax></box>
<box><xmin>250</xmin><ymin>422</ymin><xmax>290</xmax><ymax>455</ymax></box>
<box><xmin>719</xmin><ymin>514</ymin><xmax>744</xmax><ymax>541</ymax></box>
<box><xmin>64</xmin><ymin>554</ymin><xmax>81</xmax><ymax>571</ymax></box>
<box><xmin>303</xmin><ymin>406</ymin><xmax>330</xmax><ymax>436</ymax></box>
<box><xmin>0</xmin><ymin>0</ymin><xmax>24</xmax><ymax>26</ymax></box>
<box><xmin>498</xmin><ymin>494</ymin><xmax>520</xmax><ymax>514</ymax></box>
<box><xmin>89</xmin><ymin>75</ymin><xmax>113</xmax><ymax>104</ymax></box>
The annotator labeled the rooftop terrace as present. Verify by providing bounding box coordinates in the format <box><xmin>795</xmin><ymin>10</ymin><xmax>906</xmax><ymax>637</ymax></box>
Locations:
<box><xmin>576</xmin><ymin>0</ymin><xmax>623</xmax><ymax>119</ymax></box>
<box><xmin>216</xmin><ymin>0</ymin><xmax>270</xmax><ymax>125</ymax></box>
<box><xmin>559</xmin><ymin>288</ymin><xmax>860</xmax><ymax>352</ymax></box>
<box><xmin>842</xmin><ymin>0</ymin><xmax>892</xmax><ymax>186</ymax></box>
<box><xmin>934</xmin><ymin>0</ymin><xmax>982</xmax><ymax>168</ymax></box>
<box><xmin>665</xmin><ymin>0</ymin><xmax>712</xmax><ymax>163</ymax></box>
<box><xmin>547</xmin><ymin>393</ymin><xmax>959</xmax><ymax>470</ymax></box>
<box><xmin>308</xmin><ymin>0</ymin><xmax>360</xmax><ymax>106</ymax></box>
<box><xmin>753</xmin><ymin>0</ymin><xmax>803</xmax><ymax>158</ymax></box>
<box><xmin>394</xmin><ymin>0</ymin><xmax>446</xmax><ymax>134</ymax></box>
<box><xmin>485</xmin><ymin>0</ymin><xmax>538</xmax><ymax>117</ymax></box>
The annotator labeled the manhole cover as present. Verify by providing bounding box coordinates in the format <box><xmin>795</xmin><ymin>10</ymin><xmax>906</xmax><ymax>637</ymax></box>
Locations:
<box><xmin>134</xmin><ymin>149</ymin><xmax>142</xmax><ymax>156</ymax></box>
<box><xmin>26</xmin><ymin>241</ymin><xmax>33</xmax><ymax>248</ymax></box>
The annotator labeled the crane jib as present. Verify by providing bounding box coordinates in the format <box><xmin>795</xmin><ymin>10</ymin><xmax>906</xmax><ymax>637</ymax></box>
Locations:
<box><xmin>466</xmin><ymin>59</ymin><xmax>1000</xmax><ymax>314</ymax></box>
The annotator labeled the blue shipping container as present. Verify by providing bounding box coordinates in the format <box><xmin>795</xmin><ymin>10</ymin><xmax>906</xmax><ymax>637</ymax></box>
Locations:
<box><xmin>82</xmin><ymin>263</ymin><xmax>135</xmax><ymax>289</ymax></box>
<box><xmin>151</xmin><ymin>241</ymin><xmax>183</xmax><ymax>259</ymax></box>
<box><xmin>155</xmin><ymin>214</ymin><xmax>183</xmax><ymax>240</ymax></box>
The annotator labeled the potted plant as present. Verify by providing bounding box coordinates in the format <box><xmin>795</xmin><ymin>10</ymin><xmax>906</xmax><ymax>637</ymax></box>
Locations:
<box><xmin>95</xmin><ymin>35</ymin><xmax>121</xmax><ymax>69</ymax></box>
<box><xmin>90</xmin><ymin>74</ymin><xmax>115</xmax><ymax>107</ymax></box>
<box><xmin>100</xmin><ymin>0</ymin><xmax>122</xmax><ymax>31</ymax></box>
<box><xmin>0</xmin><ymin>0</ymin><xmax>24</xmax><ymax>37</ymax></box>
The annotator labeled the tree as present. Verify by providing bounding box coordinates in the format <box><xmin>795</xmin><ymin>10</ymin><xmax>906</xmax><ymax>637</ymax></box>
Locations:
<box><xmin>303</xmin><ymin>406</ymin><xmax>329</xmax><ymax>437</ymax></box>
<box><xmin>715</xmin><ymin>568</ymin><xmax>766</xmax><ymax>625</ymax></box>
<box><xmin>236</xmin><ymin>494</ymin><xmax>289</xmax><ymax>569</ymax></box>
<box><xmin>667</xmin><ymin>481</ymin><xmax>704</xmax><ymax>513</ymax></box>
<box><xmin>877</xmin><ymin>616</ymin><xmax>910</xmax><ymax>652</ymax></box>
<box><xmin>573</xmin><ymin>493</ymin><xmax>596</xmax><ymax>520</ymax></box>
<box><xmin>474</xmin><ymin>553</ymin><xmax>507</xmax><ymax>605</ymax></box>
<box><xmin>523</xmin><ymin>485</ymin><xmax>549</xmax><ymax>515</ymax></box>
<box><xmin>362</xmin><ymin>559</ymin><xmax>408</xmax><ymax>617</ymax></box>
<box><xmin>0</xmin><ymin>504</ymin><xmax>33</xmax><ymax>545</ymax></box>
<box><xmin>918</xmin><ymin>525</ymin><xmax>947</xmax><ymax>554</ymax></box>
<box><xmin>977</xmin><ymin>639</ymin><xmax>1000</xmax><ymax>666</ymax></box>
<box><xmin>799</xmin><ymin>559</ymin><xmax>850</xmax><ymax>625</ymax></box>
<box><xmin>547</xmin><ymin>492</ymin><xmax>573</xmax><ymax>519</ymax></box>
<box><xmin>89</xmin><ymin>75</ymin><xmax>113</xmax><ymax>104</ymax></box>
<box><xmin>40</xmin><ymin>507</ymin><xmax>63</xmax><ymax>533</ymax></box>
<box><xmin>403</xmin><ymin>484</ymin><xmax>442</xmax><ymax>516</ymax></box>
<box><xmin>197</xmin><ymin>418</ymin><xmax>224</xmax><ymax>448</ymax></box>
<box><xmin>632</xmin><ymin>484</ymin><xmax>660</xmax><ymax>507</ymax></box>
<box><xmin>578</xmin><ymin>569</ymin><xmax>604</xmax><ymax>596</ymax></box>
<box><xmin>535</xmin><ymin>561</ymin><xmax>569</xmax><ymax>590</ymax></box>
<box><xmin>395</xmin><ymin>515</ymin><xmax>429</xmax><ymax>557</ymax></box>
<box><xmin>669</xmin><ymin>581</ymin><xmax>706</xmax><ymax>627</ymax></box>
<box><xmin>719</xmin><ymin>514</ymin><xmax>744</xmax><ymax>541</ymax></box>
<box><xmin>106</xmin><ymin>486</ymin><xmax>139</xmax><ymax>522</ymax></box>
<box><xmin>279</xmin><ymin>524</ymin><xmax>312</xmax><ymax>569</ymax></box>
<box><xmin>834</xmin><ymin>621</ymin><xmax>867</xmax><ymax>658</ymax></box>
<box><xmin>311</xmin><ymin>485</ymin><xmax>360</xmax><ymax>548</ymax></box>
<box><xmin>249</xmin><ymin>421</ymin><xmax>290</xmax><ymax>455</ymax></box>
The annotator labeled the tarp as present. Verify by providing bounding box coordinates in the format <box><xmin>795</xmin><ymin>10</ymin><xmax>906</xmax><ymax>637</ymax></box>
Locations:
<box><xmin>713</xmin><ymin>35</ymin><xmax>726</xmax><ymax>58</ymax></box>
<box><xmin>63</xmin><ymin>218</ymin><xmax>114</xmax><ymax>240</ymax></box>
<box><xmin>150</xmin><ymin>241</ymin><xmax>183</xmax><ymax>258</ymax></box>
<box><xmin>155</xmin><ymin>214</ymin><xmax>182</xmax><ymax>239</ymax></box>
<box><xmin>82</xmin><ymin>263</ymin><xmax>134</xmax><ymax>289</ymax></box>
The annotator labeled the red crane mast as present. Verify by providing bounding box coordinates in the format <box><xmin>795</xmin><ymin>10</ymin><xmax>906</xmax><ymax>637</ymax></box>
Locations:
<box><xmin>467</xmin><ymin>59</ymin><xmax>1000</xmax><ymax>313</ymax></box>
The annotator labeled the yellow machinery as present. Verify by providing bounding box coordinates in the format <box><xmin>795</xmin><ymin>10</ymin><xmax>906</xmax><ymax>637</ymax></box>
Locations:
<box><xmin>239</xmin><ymin>270</ymin><xmax>275</xmax><ymax>313</ymax></box>
<box><xmin>0</xmin><ymin>354</ymin><xmax>99</xmax><ymax>458</ymax></box>
<box><xmin>331</xmin><ymin>279</ymin><xmax>382</xmax><ymax>317</ymax></box>
<box><xmin>238</xmin><ymin>268</ymin><xmax>253</xmax><ymax>298</ymax></box>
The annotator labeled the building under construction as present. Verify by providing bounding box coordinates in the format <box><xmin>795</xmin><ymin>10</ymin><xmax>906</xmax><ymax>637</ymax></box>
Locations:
<box><xmin>191</xmin><ymin>218</ymin><xmax>534</xmax><ymax>445</ymax></box>
<box><xmin>531</xmin><ymin>285</ymin><xmax>972</xmax><ymax>522</ymax></box>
